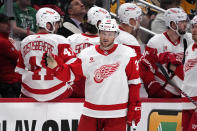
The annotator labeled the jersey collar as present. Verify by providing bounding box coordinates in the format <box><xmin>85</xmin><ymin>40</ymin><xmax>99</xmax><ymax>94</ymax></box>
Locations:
<box><xmin>36</xmin><ymin>32</ymin><xmax>49</xmax><ymax>35</ymax></box>
<box><xmin>95</xmin><ymin>44</ymin><xmax>118</xmax><ymax>56</ymax></box>
<box><xmin>119</xmin><ymin>26</ymin><xmax>125</xmax><ymax>31</ymax></box>
<box><xmin>163</xmin><ymin>32</ymin><xmax>180</xmax><ymax>46</ymax></box>
<box><xmin>81</xmin><ymin>33</ymin><xmax>98</xmax><ymax>38</ymax></box>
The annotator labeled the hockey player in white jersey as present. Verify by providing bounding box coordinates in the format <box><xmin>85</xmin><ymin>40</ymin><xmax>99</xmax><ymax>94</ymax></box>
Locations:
<box><xmin>181</xmin><ymin>15</ymin><xmax>197</xmax><ymax>131</ymax></box>
<box><xmin>67</xmin><ymin>6</ymin><xmax>111</xmax><ymax>55</ymax></box>
<box><xmin>45</xmin><ymin>19</ymin><xmax>141</xmax><ymax>131</ymax></box>
<box><xmin>67</xmin><ymin>6</ymin><xmax>111</xmax><ymax>98</ymax></box>
<box><xmin>139</xmin><ymin>8</ymin><xmax>193</xmax><ymax>98</ymax></box>
<box><xmin>115</xmin><ymin>3</ymin><xmax>142</xmax><ymax>60</ymax></box>
<box><xmin>15</xmin><ymin>8</ymin><xmax>76</xmax><ymax>102</ymax></box>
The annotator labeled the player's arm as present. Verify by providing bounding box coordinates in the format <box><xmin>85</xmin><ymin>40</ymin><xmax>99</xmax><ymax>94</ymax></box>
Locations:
<box><xmin>139</xmin><ymin>60</ymin><xmax>172</xmax><ymax>98</ymax></box>
<box><xmin>11</xmin><ymin>21</ymin><xmax>35</xmax><ymax>37</ymax></box>
<box><xmin>43</xmin><ymin>51</ymin><xmax>84</xmax><ymax>83</ymax></box>
<box><xmin>57</xmin><ymin>43</ymin><xmax>85</xmax><ymax>81</ymax></box>
<box><xmin>15</xmin><ymin>51</ymin><xmax>26</xmax><ymax>75</ymax></box>
<box><xmin>142</xmin><ymin>46</ymin><xmax>183</xmax><ymax>97</ymax></box>
<box><xmin>146</xmin><ymin>43</ymin><xmax>184</xmax><ymax>79</ymax></box>
<box><xmin>125</xmin><ymin>56</ymin><xmax>141</xmax><ymax>126</ymax></box>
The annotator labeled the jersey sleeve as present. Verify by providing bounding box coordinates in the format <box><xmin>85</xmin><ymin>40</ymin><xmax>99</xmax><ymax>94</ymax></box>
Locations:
<box><xmin>125</xmin><ymin>45</ymin><xmax>142</xmax><ymax>60</ymax></box>
<box><xmin>126</xmin><ymin>56</ymin><xmax>141</xmax><ymax>104</ymax></box>
<box><xmin>56</xmin><ymin>35</ymin><xmax>76</xmax><ymax>62</ymax></box>
<box><xmin>126</xmin><ymin>56</ymin><xmax>141</xmax><ymax>85</ymax></box>
<box><xmin>57</xmin><ymin>43</ymin><xmax>76</xmax><ymax>63</ymax></box>
<box><xmin>15</xmin><ymin>51</ymin><xmax>30</xmax><ymax>77</ymax></box>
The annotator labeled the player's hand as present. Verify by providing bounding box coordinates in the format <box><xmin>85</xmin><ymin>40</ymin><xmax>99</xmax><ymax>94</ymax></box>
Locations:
<box><xmin>41</xmin><ymin>53</ymin><xmax>63</xmax><ymax>69</ymax></box>
<box><xmin>127</xmin><ymin>102</ymin><xmax>141</xmax><ymax>126</ymax></box>
<box><xmin>46</xmin><ymin>54</ymin><xmax>58</xmax><ymax>69</ymax></box>
<box><xmin>158</xmin><ymin>52</ymin><xmax>182</xmax><ymax>65</ymax></box>
<box><xmin>168</xmin><ymin>63</ymin><xmax>177</xmax><ymax>72</ymax></box>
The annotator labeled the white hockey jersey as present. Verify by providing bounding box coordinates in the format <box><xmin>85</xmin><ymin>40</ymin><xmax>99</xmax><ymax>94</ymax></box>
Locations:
<box><xmin>182</xmin><ymin>42</ymin><xmax>197</xmax><ymax>109</ymax></box>
<box><xmin>144</xmin><ymin>32</ymin><xmax>193</xmax><ymax>96</ymax></box>
<box><xmin>16</xmin><ymin>33</ymin><xmax>76</xmax><ymax>101</ymax></box>
<box><xmin>67</xmin><ymin>33</ymin><xmax>99</xmax><ymax>55</ymax></box>
<box><xmin>115</xmin><ymin>27</ymin><xmax>141</xmax><ymax>60</ymax></box>
<box><xmin>76</xmin><ymin>44</ymin><xmax>141</xmax><ymax>118</ymax></box>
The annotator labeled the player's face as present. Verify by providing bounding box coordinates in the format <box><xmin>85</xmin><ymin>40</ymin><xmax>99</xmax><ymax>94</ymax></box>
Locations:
<box><xmin>192</xmin><ymin>24</ymin><xmax>197</xmax><ymax>42</ymax></box>
<box><xmin>99</xmin><ymin>31</ymin><xmax>116</xmax><ymax>49</ymax></box>
<box><xmin>177</xmin><ymin>20</ymin><xmax>188</xmax><ymax>35</ymax></box>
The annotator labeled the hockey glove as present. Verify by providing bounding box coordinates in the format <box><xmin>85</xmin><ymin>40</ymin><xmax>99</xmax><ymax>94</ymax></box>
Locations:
<box><xmin>41</xmin><ymin>52</ymin><xmax>48</xmax><ymax>68</ymax></box>
<box><xmin>158</xmin><ymin>52</ymin><xmax>182</xmax><ymax>65</ymax></box>
<box><xmin>127</xmin><ymin>102</ymin><xmax>141</xmax><ymax>126</ymax></box>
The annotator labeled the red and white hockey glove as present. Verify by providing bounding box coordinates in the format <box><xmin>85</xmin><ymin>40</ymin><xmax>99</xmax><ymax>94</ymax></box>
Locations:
<box><xmin>127</xmin><ymin>102</ymin><xmax>141</xmax><ymax>126</ymax></box>
<box><xmin>158</xmin><ymin>52</ymin><xmax>182</xmax><ymax>65</ymax></box>
<box><xmin>41</xmin><ymin>52</ymin><xmax>71</xmax><ymax>82</ymax></box>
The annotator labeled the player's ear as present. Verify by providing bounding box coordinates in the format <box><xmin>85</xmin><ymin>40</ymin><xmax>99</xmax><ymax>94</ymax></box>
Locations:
<box><xmin>46</xmin><ymin>22</ymin><xmax>53</xmax><ymax>31</ymax></box>
<box><xmin>129</xmin><ymin>18</ymin><xmax>136</xmax><ymax>26</ymax></box>
<box><xmin>170</xmin><ymin>21</ymin><xmax>177</xmax><ymax>30</ymax></box>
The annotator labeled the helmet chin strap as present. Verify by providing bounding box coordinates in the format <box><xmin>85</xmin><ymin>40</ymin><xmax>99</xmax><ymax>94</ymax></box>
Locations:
<box><xmin>128</xmin><ymin>19</ymin><xmax>139</xmax><ymax>31</ymax></box>
<box><xmin>170</xmin><ymin>24</ymin><xmax>183</xmax><ymax>37</ymax></box>
<box><xmin>128</xmin><ymin>23</ymin><xmax>137</xmax><ymax>31</ymax></box>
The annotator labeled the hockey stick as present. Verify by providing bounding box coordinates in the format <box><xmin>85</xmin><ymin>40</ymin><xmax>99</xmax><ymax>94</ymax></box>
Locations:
<box><xmin>63</xmin><ymin>22</ymin><xmax>82</xmax><ymax>34</ymax></box>
<box><xmin>155</xmin><ymin>62</ymin><xmax>197</xmax><ymax>107</ymax></box>
<box><xmin>182</xmin><ymin>39</ymin><xmax>187</xmax><ymax>64</ymax></box>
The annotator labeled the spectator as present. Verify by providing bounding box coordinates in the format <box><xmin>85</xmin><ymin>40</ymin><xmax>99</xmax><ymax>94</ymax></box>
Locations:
<box><xmin>115</xmin><ymin>3</ymin><xmax>142</xmax><ymax>60</ymax></box>
<box><xmin>181</xmin><ymin>15</ymin><xmax>197</xmax><ymax>131</ymax></box>
<box><xmin>15</xmin><ymin>8</ymin><xmax>76</xmax><ymax>102</ymax></box>
<box><xmin>45</xmin><ymin>18</ymin><xmax>142</xmax><ymax>130</ymax></box>
<box><xmin>67</xmin><ymin>6</ymin><xmax>111</xmax><ymax>98</ymax></box>
<box><xmin>0</xmin><ymin>0</ymin><xmax>37</xmax><ymax>40</ymax></box>
<box><xmin>139</xmin><ymin>8</ymin><xmax>193</xmax><ymax>98</ymax></box>
<box><xmin>0</xmin><ymin>13</ymin><xmax>21</xmax><ymax>98</ymax></box>
<box><xmin>81</xmin><ymin>0</ymin><xmax>95</xmax><ymax>12</ymax></box>
<box><xmin>151</xmin><ymin>0</ymin><xmax>181</xmax><ymax>34</ymax></box>
<box><xmin>57</xmin><ymin>0</ymin><xmax>86</xmax><ymax>38</ymax></box>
